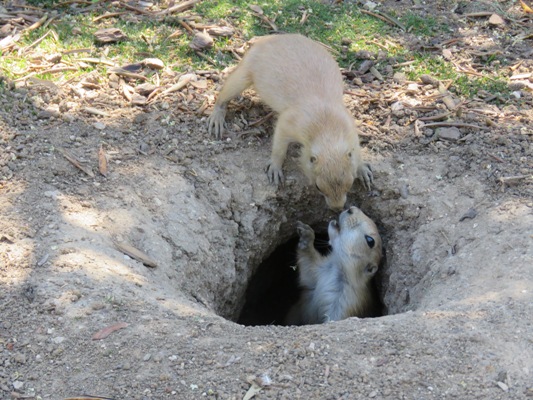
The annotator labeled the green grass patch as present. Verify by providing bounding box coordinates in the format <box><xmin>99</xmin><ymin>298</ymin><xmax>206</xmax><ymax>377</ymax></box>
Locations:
<box><xmin>403</xmin><ymin>53</ymin><xmax>510</xmax><ymax>98</ymax></box>
<box><xmin>0</xmin><ymin>0</ymin><xmax>510</xmax><ymax>100</ymax></box>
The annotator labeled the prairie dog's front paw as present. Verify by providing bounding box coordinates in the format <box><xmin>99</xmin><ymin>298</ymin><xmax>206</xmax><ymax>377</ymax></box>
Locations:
<box><xmin>207</xmin><ymin>106</ymin><xmax>227</xmax><ymax>139</ymax></box>
<box><xmin>266</xmin><ymin>163</ymin><xmax>284</xmax><ymax>186</ymax></box>
<box><xmin>296</xmin><ymin>221</ymin><xmax>315</xmax><ymax>249</ymax></box>
<box><xmin>358</xmin><ymin>163</ymin><xmax>373</xmax><ymax>190</ymax></box>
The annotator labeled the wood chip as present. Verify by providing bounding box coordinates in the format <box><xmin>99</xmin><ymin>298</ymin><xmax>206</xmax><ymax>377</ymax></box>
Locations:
<box><xmin>114</xmin><ymin>241</ymin><xmax>157</xmax><ymax>268</ymax></box>
<box><xmin>161</xmin><ymin>73</ymin><xmax>195</xmax><ymax>96</ymax></box>
<box><xmin>94</xmin><ymin>28</ymin><xmax>128</xmax><ymax>43</ymax></box>
<box><xmin>83</xmin><ymin>107</ymin><xmax>110</xmax><ymax>117</ymax></box>
<box><xmin>98</xmin><ymin>146</ymin><xmax>108</xmax><ymax>177</ymax></box>
<box><xmin>92</xmin><ymin>322</ymin><xmax>129</xmax><ymax>340</ymax></box>
<box><xmin>58</xmin><ymin>148</ymin><xmax>95</xmax><ymax>178</ymax></box>
<box><xmin>142</xmin><ymin>57</ymin><xmax>164</xmax><ymax>70</ymax></box>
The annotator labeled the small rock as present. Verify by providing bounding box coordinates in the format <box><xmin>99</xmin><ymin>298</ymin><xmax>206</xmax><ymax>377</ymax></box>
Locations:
<box><xmin>93</xmin><ymin>121</ymin><xmax>106</xmax><ymax>130</ymax></box>
<box><xmin>393</xmin><ymin>72</ymin><xmax>406</xmax><ymax>84</ymax></box>
<box><xmin>364</xmin><ymin>1</ymin><xmax>378</xmax><ymax>10</ymax></box>
<box><xmin>496</xmin><ymin>381</ymin><xmax>509</xmax><ymax>392</ymax></box>
<box><xmin>45</xmin><ymin>53</ymin><xmax>62</xmax><ymax>64</ymax></box>
<box><xmin>51</xmin><ymin>336</ymin><xmax>65</xmax><ymax>344</ymax></box>
<box><xmin>353</xmin><ymin>50</ymin><xmax>375</xmax><ymax>60</ymax></box>
<box><xmin>407</xmin><ymin>83</ymin><xmax>419</xmax><ymax>93</ymax></box>
<box><xmin>13</xmin><ymin>353</ymin><xmax>27</xmax><ymax>364</ymax></box>
<box><xmin>37</xmin><ymin>106</ymin><xmax>60</xmax><ymax>119</ymax></box>
<box><xmin>136</xmin><ymin>83</ymin><xmax>157</xmax><ymax>96</ymax></box>
<box><xmin>488</xmin><ymin>14</ymin><xmax>505</xmax><ymax>26</ymax></box>
<box><xmin>391</xmin><ymin>101</ymin><xmax>404</xmax><ymax>112</ymax></box>
<box><xmin>189</xmin><ymin>31</ymin><xmax>213</xmax><ymax>51</ymax></box>
<box><xmin>459</xmin><ymin>208</ymin><xmax>477</xmax><ymax>221</ymax></box>
<box><xmin>12</xmin><ymin>381</ymin><xmax>24</xmax><ymax>390</ymax></box>
<box><xmin>420</xmin><ymin>74</ymin><xmax>440</xmax><ymax>87</ymax></box>
<box><xmin>436</xmin><ymin>127</ymin><xmax>461</xmax><ymax>141</ymax></box>
<box><xmin>358</xmin><ymin>59</ymin><xmax>374</xmax><ymax>74</ymax></box>
<box><xmin>143</xmin><ymin>353</ymin><xmax>152</xmax><ymax>361</ymax></box>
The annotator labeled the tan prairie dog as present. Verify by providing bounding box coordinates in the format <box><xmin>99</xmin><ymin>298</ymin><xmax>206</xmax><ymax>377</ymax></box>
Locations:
<box><xmin>285</xmin><ymin>206</ymin><xmax>383</xmax><ymax>325</ymax></box>
<box><xmin>207</xmin><ymin>34</ymin><xmax>373</xmax><ymax>211</ymax></box>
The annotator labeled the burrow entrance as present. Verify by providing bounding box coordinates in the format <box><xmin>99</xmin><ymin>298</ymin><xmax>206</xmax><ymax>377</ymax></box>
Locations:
<box><xmin>236</xmin><ymin>225</ymin><xmax>387</xmax><ymax>327</ymax></box>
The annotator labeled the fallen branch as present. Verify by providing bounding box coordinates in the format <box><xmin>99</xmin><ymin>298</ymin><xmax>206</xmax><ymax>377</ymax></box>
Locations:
<box><xmin>249</xmin><ymin>111</ymin><xmax>274</xmax><ymax>127</ymax></box>
<box><xmin>159</xmin><ymin>0</ymin><xmax>202</xmax><ymax>15</ymax></box>
<box><xmin>423</xmin><ymin>122</ymin><xmax>487</xmax><ymax>130</ymax></box>
<box><xmin>107</xmin><ymin>67</ymin><xmax>147</xmax><ymax>81</ymax></box>
<box><xmin>93</xmin><ymin>11</ymin><xmax>127</xmax><ymax>22</ymax></box>
<box><xmin>20</xmin><ymin>29</ymin><xmax>52</xmax><ymax>54</ymax></box>
<box><xmin>83</xmin><ymin>107</ymin><xmax>110</xmax><ymax>117</ymax></box>
<box><xmin>360</xmin><ymin>9</ymin><xmax>406</xmax><ymax>31</ymax></box>
<box><xmin>418</xmin><ymin>111</ymin><xmax>454</xmax><ymax>122</ymax></box>
<box><xmin>76</xmin><ymin>57</ymin><xmax>116</xmax><ymax>66</ymax></box>
<box><xmin>498</xmin><ymin>175</ymin><xmax>531</xmax><ymax>184</ymax></box>
<box><xmin>113</xmin><ymin>241</ymin><xmax>157</xmax><ymax>268</ymax></box>
<box><xmin>14</xmin><ymin>66</ymin><xmax>78</xmax><ymax>82</ymax></box>
<box><xmin>23</xmin><ymin>13</ymin><xmax>48</xmax><ymax>33</ymax></box>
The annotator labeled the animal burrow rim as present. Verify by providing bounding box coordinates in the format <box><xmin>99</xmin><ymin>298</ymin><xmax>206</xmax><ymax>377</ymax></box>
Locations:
<box><xmin>235</xmin><ymin>216</ymin><xmax>390</xmax><ymax>327</ymax></box>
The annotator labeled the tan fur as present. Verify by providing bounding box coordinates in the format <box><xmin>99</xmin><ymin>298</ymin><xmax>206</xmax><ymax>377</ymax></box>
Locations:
<box><xmin>207</xmin><ymin>34</ymin><xmax>372</xmax><ymax>211</ymax></box>
<box><xmin>285</xmin><ymin>206</ymin><xmax>382</xmax><ymax>325</ymax></box>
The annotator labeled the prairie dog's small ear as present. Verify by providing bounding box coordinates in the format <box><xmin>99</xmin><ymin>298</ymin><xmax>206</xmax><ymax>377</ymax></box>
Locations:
<box><xmin>310</xmin><ymin>155</ymin><xmax>317</xmax><ymax>163</ymax></box>
<box><xmin>364</xmin><ymin>264</ymin><xmax>378</xmax><ymax>277</ymax></box>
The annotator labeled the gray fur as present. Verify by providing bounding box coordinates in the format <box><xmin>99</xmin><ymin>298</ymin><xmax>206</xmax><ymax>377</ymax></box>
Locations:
<box><xmin>286</xmin><ymin>207</ymin><xmax>382</xmax><ymax>325</ymax></box>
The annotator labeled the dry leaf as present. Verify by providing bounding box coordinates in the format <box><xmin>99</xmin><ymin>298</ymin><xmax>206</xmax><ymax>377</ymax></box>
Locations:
<box><xmin>190</xmin><ymin>79</ymin><xmax>208</xmax><ymax>89</ymax></box>
<box><xmin>92</xmin><ymin>322</ymin><xmax>129</xmax><ymax>340</ymax></box>
<box><xmin>189</xmin><ymin>31</ymin><xmax>213</xmax><ymax>51</ymax></box>
<box><xmin>98</xmin><ymin>146</ymin><xmax>108</xmax><ymax>177</ymax></box>
<box><xmin>520</xmin><ymin>0</ymin><xmax>533</xmax><ymax>13</ymax></box>
<box><xmin>249</xmin><ymin>5</ymin><xmax>263</xmax><ymax>14</ymax></box>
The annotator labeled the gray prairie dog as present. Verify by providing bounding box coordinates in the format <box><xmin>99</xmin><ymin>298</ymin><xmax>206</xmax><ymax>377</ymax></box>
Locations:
<box><xmin>207</xmin><ymin>34</ymin><xmax>372</xmax><ymax>211</ymax></box>
<box><xmin>285</xmin><ymin>206</ymin><xmax>382</xmax><ymax>325</ymax></box>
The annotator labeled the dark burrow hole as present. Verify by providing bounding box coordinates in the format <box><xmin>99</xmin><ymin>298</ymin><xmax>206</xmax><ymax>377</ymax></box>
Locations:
<box><xmin>237</xmin><ymin>229</ymin><xmax>387</xmax><ymax>326</ymax></box>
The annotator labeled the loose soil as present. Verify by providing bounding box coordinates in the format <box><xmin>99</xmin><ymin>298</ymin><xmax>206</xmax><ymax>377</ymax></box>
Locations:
<box><xmin>1</xmin><ymin>1</ymin><xmax>532</xmax><ymax>399</ymax></box>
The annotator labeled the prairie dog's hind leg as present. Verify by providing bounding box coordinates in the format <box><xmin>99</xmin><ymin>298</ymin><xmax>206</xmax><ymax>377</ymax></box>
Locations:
<box><xmin>207</xmin><ymin>65</ymin><xmax>252</xmax><ymax>139</ymax></box>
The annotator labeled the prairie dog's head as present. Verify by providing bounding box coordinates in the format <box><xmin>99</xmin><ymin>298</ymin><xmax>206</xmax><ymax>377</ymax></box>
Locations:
<box><xmin>328</xmin><ymin>206</ymin><xmax>382</xmax><ymax>281</ymax></box>
<box><xmin>309</xmin><ymin>150</ymin><xmax>356</xmax><ymax>211</ymax></box>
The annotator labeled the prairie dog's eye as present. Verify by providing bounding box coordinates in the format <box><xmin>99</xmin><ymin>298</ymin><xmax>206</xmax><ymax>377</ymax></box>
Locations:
<box><xmin>365</xmin><ymin>235</ymin><xmax>375</xmax><ymax>248</ymax></box>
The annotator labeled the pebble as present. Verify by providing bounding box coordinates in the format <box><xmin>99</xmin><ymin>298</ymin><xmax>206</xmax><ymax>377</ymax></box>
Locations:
<box><xmin>393</xmin><ymin>72</ymin><xmax>406</xmax><ymax>84</ymax></box>
<box><xmin>51</xmin><ymin>336</ymin><xmax>65</xmax><ymax>344</ymax></box>
<box><xmin>436</xmin><ymin>127</ymin><xmax>461</xmax><ymax>142</ymax></box>
<box><xmin>93</xmin><ymin>121</ymin><xmax>106</xmax><ymax>130</ymax></box>
<box><xmin>143</xmin><ymin>353</ymin><xmax>152</xmax><ymax>361</ymax></box>
<box><xmin>13</xmin><ymin>353</ymin><xmax>27</xmax><ymax>364</ymax></box>
<box><xmin>496</xmin><ymin>381</ymin><xmax>509</xmax><ymax>392</ymax></box>
<box><xmin>12</xmin><ymin>381</ymin><xmax>24</xmax><ymax>390</ymax></box>
<box><xmin>407</xmin><ymin>83</ymin><xmax>419</xmax><ymax>94</ymax></box>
